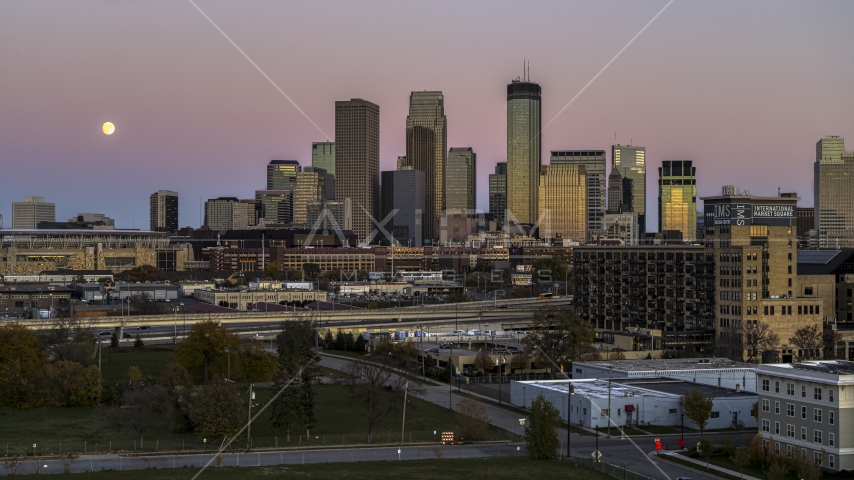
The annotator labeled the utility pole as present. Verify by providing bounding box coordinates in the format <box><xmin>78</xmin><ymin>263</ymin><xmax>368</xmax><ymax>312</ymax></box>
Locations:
<box><xmin>400</xmin><ymin>380</ymin><xmax>408</xmax><ymax>445</ymax></box>
<box><xmin>607</xmin><ymin>366</ymin><xmax>613</xmax><ymax>438</ymax></box>
<box><xmin>246</xmin><ymin>384</ymin><xmax>255</xmax><ymax>451</ymax></box>
<box><xmin>566</xmin><ymin>378</ymin><xmax>572</xmax><ymax>459</ymax></box>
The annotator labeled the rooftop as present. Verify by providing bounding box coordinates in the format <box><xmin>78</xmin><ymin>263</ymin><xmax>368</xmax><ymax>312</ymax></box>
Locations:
<box><xmin>797</xmin><ymin>249</ymin><xmax>854</xmax><ymax>275</ymax></box>
<box><xmin>577</xmin><ymin>357</ymin><xmax>754</xmax><ymax>372</ymax></box>
<box><xmin>784</xmin><ymin>360</ymin><xmax>854</xmax><ymax>376</ymax></box>
<box><xmin>517</xmin><ymin>378</ymin><xmax>753</xmax><ymax>399</ymax></box>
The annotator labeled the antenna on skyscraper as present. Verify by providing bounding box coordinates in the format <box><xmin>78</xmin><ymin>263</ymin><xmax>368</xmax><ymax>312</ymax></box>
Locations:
<box><xmin>527</xmin><ymin>60</ymin><xmax>530</xmax><ymax>82</ymax></box>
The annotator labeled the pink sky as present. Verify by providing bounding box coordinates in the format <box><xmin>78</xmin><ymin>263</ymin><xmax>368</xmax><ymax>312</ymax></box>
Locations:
<box><xmin>1</xmin><ymin>1</ymin><xmax>852</xmax><ymax>229</ymax></box>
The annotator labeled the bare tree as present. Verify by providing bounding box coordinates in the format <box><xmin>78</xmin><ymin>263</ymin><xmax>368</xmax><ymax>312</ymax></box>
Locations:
<box><xmin>823</xmin><ymin>328</ymin><xmax>843</xmax><ymax>360</ymax></box>
<box><xmin>455</xmin><ymin>398</ymin><xmax>489</xmax><ymax>441</ymax></box>
<box><xmin>789</xmin><ymin>324</ymin><xmax>823</xmax><ymax>361</ymax></box>
<box><xmin>521</xmin><ymin>307</ymin><xmax>594</xmax><ymax>374</ymax></box>
<box><xmin>744</xmin><ymin>322</ymin><xmax>779</xmax><ymax>363</ymax></box>
<box><xmin>103</xmin><ymin>385</ymin><xmax>173</xmax><ymax>448</ymax></box>
<box><xmin>473</xmin><ymin>349</ymin><xmax>493</xmax><ymax>374</ymax></box>
<box><xmin>344</xmin><ymin>359</ymin><xmax>408</xmax><ymax>443</ymax></box>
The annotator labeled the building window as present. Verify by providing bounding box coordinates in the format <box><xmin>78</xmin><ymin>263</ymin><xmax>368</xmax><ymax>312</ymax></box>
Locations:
<box><xmin>801</xmin><ymin>427</ymin><xmax>807</xmax><ymax>440</ymax></box>
<box><xmin>786</xmin><ymin>445</ymin><xmax>794</xmax><ymax>458</ymax></box>
<box><xmin>786</xmin><ymin>383</ymin><xmax>795</xmax><ymax>395</ymax></box>
<box><xmin>814</xmin><ymin>451</ymin><xmax>822</xmax><ymax>464</ymax></box>
<box><xmin>829</xmin><ymin>389</ymin><xmax>834</xmax><ymax>403</ymax></box>
<box><xmin>775</xmin><ymin>381</ymin><xmax>780</xmax><ymax>393</ymax></box>
<box><xmin>762</xmin><ymin>399</ymin><xmax>770</xmax><ymax>412</ymax></box>
<box><xmin>711</xmin><ymin>412</ymin><xmax>720</xmax><ymax>418</ymax></box>
<box><xmin>814</xmin><ymin>388</ymin><xmax>822</xmax><ymax>400</ymax></box>
<box><xmin>787</xmin><ymin>424</ymin><xmax>795</xmax><ymax>438</ymax></box>
<box><xmin>775</xmin><ymin>421</ymin><xmax>780</xmax><ymax>435</ymax></box>
<box><xmin>829</xmin><ymin>432</ymin><xmax>834</xmax><ymax>447</ymax></box>
<box><xmin>814</xmin><ymin>430</ymin><xmax>822</xmax><ymax>444</ymax></box>
<box><xmin>762</xmin><ymin>379</ymin><xmax>770</xmax><ymax>391</ymax></box>
<box><xmin>814</xmin><ymin>409</ymin><xmax>822</xmax><ymax>423</ymax></box>
<box><xmin>802</xmin><ymin>386</ymin><xmax>807</xmax><ymax>397</ymax></box>
<box><xmin>669</xmin><ymin>408</ymin><xmax>677</xmax><ymax>414</ymax></box>
<box><xmin>775</xmin><ymin>401</ymin><xmax>780</xmax><ymax>414</ymax></box>
<box><xmin>829</xmin><ymin>454</ymin><xmax>835</xmax><ymax>469</ymax></box>
<box><xmin>801</xmin><ymin>406</ymin><xmax>807</xmax><ymax>419</ymax></box>
<box><xmin>762</xmin><ymin>419</ymin><xmax>770</xmax><ymax>432</ymax></box>
<box><xmin>829</xmin><ymin>411</ymin><xmax>834</xmax><ymax>425</ymax></box>
<box><xmin>787</xmin><ymin>404</ymin><xmax>795</xmax><ymax>417</ymax></box>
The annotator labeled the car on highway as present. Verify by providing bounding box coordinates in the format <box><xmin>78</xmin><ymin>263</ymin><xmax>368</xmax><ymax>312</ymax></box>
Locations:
<box><xmin>497</xmin><ymin>305</ymin><xmax>510</xmax><ymax>309</ymax></box>
<box><xmin>96</xmin><ymin>331</ymin><xmax>112</xmax><ymax>337</ymax></box>
<box><xmin>425</xmin><ymin>348</ymin><xmax>439</xmax><ymax>353</ymax></box>
<box><xmin>506</xmin><ymin>348</ymin><xmax>522</xmax><ymax>355</ymax></box>
<box><xmin>136</xmin><ymin>326</ymin><xmax>151</xmax><ymax>330</ymax></box>
<box><xmin>439</xmin><ymin>343</ymin><xmax>454</xmax><ymax>349</ymax></box>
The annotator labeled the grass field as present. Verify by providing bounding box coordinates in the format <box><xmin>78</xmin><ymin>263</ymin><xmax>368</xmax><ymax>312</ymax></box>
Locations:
<box><xmin>0</xmin><ymin>380</ymin><xmax>514</xmax><ymax>455</ymax></box>
<box><xmin>10</xmin><ymin>458</ymin><xmax>611</xmax><ymax>480</ymax></box>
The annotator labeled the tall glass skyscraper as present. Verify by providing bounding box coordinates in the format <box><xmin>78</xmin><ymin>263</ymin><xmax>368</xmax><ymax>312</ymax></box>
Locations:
<box><xmin>538</xmin><ymin>164</ymin><xmax>587</xmax><ymax>241</ymax></box>
<box><xmin>335</xmin><ymin>99</ymin><xmax>380</xmax><ymax>243</ymax></box>
<box><xmin>612</xmin><ymin>144</ymin><xmax>646</xmax><ymax>233</ymax></box>
<box><xmin>311</xmin><ymin>142</ymin><xmax>335</xmax><ymax>175</ymax></box>
<box><xmin>445</xmin><ymin>147</ymin><xmax>476</xmax><ymax>212</ymax></box>
<box><xmin>658</xmin><ymin>160</ymin><xmax>697</xmax><ymax>242</ymax></box>
<box><xmin>814</xmin><ymin>136</ymin><xmax>854</xmax><ymax>248</ymax></box>
<box><xmin>406</xmin><ymin>91</ymin><xmax>446</xmax><ymax>243</ymax></box>
<box><xmin>489</xmin><ymin>162</ymin><xmax>507</xmax><ymax>221</ymax></box>
<box><xmin>506</xmin><ymin>79</ymin><xmax>541</xmax><ymax>225</ymax></box>
<box><xmin>551</xmin><ymin>150</ymin><xmax>606</xmax><ymax>240</ymax></box>
<box><xmin>267</xmin><ymin>160</ymin><xmax>300</xmax><ymax>191</ymax></box>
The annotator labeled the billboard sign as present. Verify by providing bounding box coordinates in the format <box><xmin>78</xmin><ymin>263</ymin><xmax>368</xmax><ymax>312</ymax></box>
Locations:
<box><xmin>705</xmin><ymin>202</ymin><xmax>794</xmax><ymax>227</ymax></box>
<box><xmin>511</xmin><ymin>274</ymin><xmax>532</xmax><ymax>286</ymax></box>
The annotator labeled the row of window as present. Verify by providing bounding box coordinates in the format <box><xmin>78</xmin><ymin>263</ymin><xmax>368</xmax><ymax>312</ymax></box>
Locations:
<box><xmin>762</xmin><ymin>421</ymin><xmax>836</xmax><ymax>447</ymax></box>
<box><xmin>762</xmin><ymin>380</ymin><xmax>835</xmax><ymax>402</ymax></box>
<box><xmin>765</xmin><ymin>441</ymin><xmax>837</xmax><ymax>469</ymax></box>
<box><xmin>763</xmin><ymin>400</ymin><xmax>835</xmax><ymax>424</ymax></box>
<box><xmin>762</xmin><ymin>305</ymin><xmax>820</xmax><ymax>316</ymax></box>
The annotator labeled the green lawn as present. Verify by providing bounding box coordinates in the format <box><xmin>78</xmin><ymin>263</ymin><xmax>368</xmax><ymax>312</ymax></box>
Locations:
<box><xmin>11</xmin><ymin>458</ymin><xmax>612</xmax><ymax>480</ymax></box>
<box><xmin>99</xmin><ymin>347</ymin><xmax>177</xmax><ymax>384</ymax></box>
<box><xmin>0</xmin><ymin>383</ymin><xmax>516</xmax><ymax>456</ymax></box>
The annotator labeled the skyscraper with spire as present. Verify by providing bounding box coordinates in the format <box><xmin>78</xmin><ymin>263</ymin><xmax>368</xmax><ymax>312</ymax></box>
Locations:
<box><xmin>612</xmin><ymin>144</ymin><xmax>646</xmax><ymax>233</ymax></box>
<box><xmin>506</xmin><ymin>68</ymin><xmax>541</xmax><ymax>226</ymax></box>
<box><xmin>406</xmin><ymin>91</ymin><xmax>446</xmax><ymax>243</ymax></box>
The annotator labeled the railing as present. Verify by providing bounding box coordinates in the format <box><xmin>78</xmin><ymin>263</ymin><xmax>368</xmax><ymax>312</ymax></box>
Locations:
<box><xmin>573</xmin><ymin>457</ymin><xmax>657</xmax><ymax>480</ymax></box>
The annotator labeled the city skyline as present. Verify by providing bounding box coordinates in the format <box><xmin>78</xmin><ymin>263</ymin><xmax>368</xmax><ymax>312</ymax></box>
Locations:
<box><xmin>1</xmin><ymin>1</ymin><xmax>852</xmax><ymax>229</ymax></box>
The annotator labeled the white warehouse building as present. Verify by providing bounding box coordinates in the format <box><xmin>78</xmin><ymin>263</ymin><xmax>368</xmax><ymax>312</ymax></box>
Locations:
<box><xmin>510</xmin><ymin>378</ymin><xmax>758</xmax><ymax>430</ymax></box>
<box><xmin>572</xmin><ymin>358</ymin><xmax>758</xmax><ymax>393</ymax></box>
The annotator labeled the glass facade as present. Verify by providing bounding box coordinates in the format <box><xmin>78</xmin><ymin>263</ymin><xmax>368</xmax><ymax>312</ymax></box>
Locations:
<box><xmin>406</xmin><ymin>92</ymin><xmax>446</xmax><ymax>243</ymax></box>
<box><xmin>613</xmin><ymin>145</ymin><xmax>646</xmax><ymax>233</ymax></box>
<box><xmin>538</xmin><ymin>164</ymin><xmax>587</xmax><ymax>241</ymax></box>
<box><xmin>311</xmin><ymin>142</ymin><xmax>335</xmax><ymax>175</ymax></box>
<box><xmin>551</xmin><ymin>150</ymin><xmax>606</xmax><ymax>240</ymax></box>
<box><xmin>658</xmin><ymin>160</ymin><xmax>697</xmax><ymax>242</ymax></box>
<box><xmin>815</xmin><ymin>137</ymin><xmax>854</xmax><ymax>248</ymax></box>
<box><xmin>489</xmin><ymin>162</ymin><xmax>507</xmax><ymax>221</ymax></box>
<box><xmin>267</xmin><ymin>160</ymin><xmax>300</xmax><ymax>191</ymax></box>
<box><xmin>292</xmin><ymin>167</ymin><xmax>327</xmax><ymax>227</ymax></box>
<box><xmin>506</xmin><ymin>81</ymin><xmax>541</xmax><ymax>225</ymax></box>
<box><xmin>445</xmin><ymin>147</ymin><xmax>476</xmax><ymax>212</ymax></box>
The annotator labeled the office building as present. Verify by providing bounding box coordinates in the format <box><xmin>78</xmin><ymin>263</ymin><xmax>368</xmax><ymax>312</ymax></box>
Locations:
<box><xmin>552</xmin><ymin>150</ymin><xmax>607</xmax><ymax>239</ymax></box>
<box><xmin>613</xmin><ymin>145</ymin><xmax>646</xmax><ymax>233</ymax></box>
<box><xmin>397</xmin><ymin>156</ymin><xmax>408</xmax><ymax>170</ymax></box>
<box><xmin>797</xmin><ymin>207</ymin><xmax>815</xmax><ymax>239</ymax></box>
<box><xmin>292</xmin><ymin>167</ymin><xmax>328</xmax><ymax>227</ymax></box>
<box><xmin>573</xmin><ymin>245</ymin><xmax>716</xmax><ymax>353</ymax></box>
<box><xmin>267</xmin><ymin>160</ymin><xmax>300</xmax><ymax>191</ymax></box>
<box><xmin>311</xmin><ymin>142</ymin><xmax>335</xmax><ymax>175</ymax></box>
<box><xmin>393</xmin><ymin>168</ymin><xmax>425</xmax><ymax>247</ymax></box>
<box><xmin>67</xmin><ymin>213</ymin><xmax>115</xmax><ymax>228</ymax></box>
<box><xmin>659</xmin><ymin>160</ymin><xmax>697</xmax><ymax>242</ymax></box>
<box><xmin>603</xmin><ymin>211</ymin><xmax>639</xmax><ymax>245</ymax></box>
<box><xmin>445</xmin><ymin>147</ymin><xmax>476</xmax><ymax>212</ymax></box>
<box><xmin>305</xmin><ymin>198</ymin><xmax>352</xmax><ymax>233</ymax></box>
<box><xmin>489</xmin><ymin>162</ymin><xmax>507</xmax><ymax>222</ymax></box>
<box><xmin>756</xmin><ymin>361</ymin><xmax>854</xmax><ymax>471</ymax></box>
<box><xmin>380</xmin><ymin>170</ymin><xmax>396</xmax><ymax>227</ymax></box>
<box><xmin>149</xmin><ymin>190</ymin><xmax>178</xmax><ymax>233</ymax></box>
<box><xmin>11</xmin><ymin>196</ymin><xmax>55</xmax><ymax>229</ymax></box>
<box><xmin>255</xmin><ymin>190</ymin><xmax>293</xmax><ymax>226</ymax></box>
<box><xmin>815</xmin><ymin>137</ymin><xmax>854</xmax><ymax>248</ymax></box>
<box><xmin>406</xmin><ymin>91</ymin><xmax>446</xmax><ymax>243</ymax></box>
<box><xmin>703</xmin><ymin>190</ymin><xmax>832</xmax><ymax>362</ymax></box>
<box><xmin>335</xmin><ymin>99</ymin><xmax>380</xmax><ymax>243</ymax></box>
<box><xmin>608</xmin><ymin>167</ymin><xmax>624</xmax><ymax>213</ymax></box>
<box><xmin>204</xmin><ymin>197</ymin><xmax>255</xmax><ymax>231</ymax></box>
<box><xmin>538</xmin><ymin>164</ymin><xmax>587</xmax><ymax>242</ymax></box>
<box><xmin>506</xmin><ymin>78</ymin><xmax>541</xmax><ymax>225</ymax></box>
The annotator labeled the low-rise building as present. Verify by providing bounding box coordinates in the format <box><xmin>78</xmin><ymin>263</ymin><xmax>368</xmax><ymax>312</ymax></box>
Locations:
<box><xmin>111</xmin><ymin>282</ymin><xmax>179</xmax><ymax>301</ymax></box>
<box><xmin>756</xmin><ymin>360</ymin><xmax>854</xmax><ymax>471</ymax></box>
<box><xmin>511</xmin><ymin>377</ymin><xmax>757</xmax><ymax>430</ymax></box>
<box><xmin>0</xmin><ymin>285</ymin><xmax>73</xmax><ymax>316</ymax></box>
<box><xmin>193</xmin><ymin>288</ymin><xmax>327</xmax><ymax>311</ymax></box>
<box><xmin>573</xmin><ymin>357</ymin><xmax>757</xmax><ymax>392</ymax></box>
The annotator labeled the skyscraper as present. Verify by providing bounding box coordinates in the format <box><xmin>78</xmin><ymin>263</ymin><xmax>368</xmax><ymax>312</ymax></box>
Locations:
<box><xmin>267</xmin><ymin>160</ymin><xmax>301</xmax><ymax>191</ymax></box>
<box><xmin>506</xmin><ymin>79</ymin><xmax>541</xmax><ymax>225</ymax></box>
<box><xmin>393</xmin><ymin>168</ymin><xmax>425</xmax><ymax>247</ymax></box>
<box><xmin>406</xmin><ymin>91</ymin><xmax>446</xmax><ymax>243</ymax></box>
<box><xmin>445</xmin><ymin>147</ymin><xmax>476</xmax><ymax>212</ymax></box>
<box><xmin>551</xmin><ymin>150</ymin><xmax>606</xmax><ymax>240</ymax></box>
<box><xmin>204</xmin><ymin>197</ymin><xmax>254</xmax><ymax>230</ymax></box>
<box><xmin>311</xmin><ymin>142</ymin><xmax>335</xmax><ymax>175</ymax></box>
<box><xmin>489</xmin><ymin>162</ymin><xmax>507</xmax><ymax>222</ymax></box>
<box><xmin>255</xmin><ymin>190</ymin><xmax>293</xmax><ymax>225</ymax></box>
<box><xmin>335</xmin><ymin>99</ymin><xmax>380</xmax><ymax>243</ymax></box>
<box><xmin>612</xmin><ymin>145</ymin><xmax>646</xmax><ymax>232</ymax></box>
<box><xmin>380</xmin><ymin>170</ymin><xmax>396</xmax><ymax>225</ymax></box>
<box><xmin>658</xmin><ymin>160</ymin><xmax>697</xmax><ymax>242</ymax></box>
<box><xmin>538</xmin><ymin>164</ymin><xmax>587</xmax><ymax>241</ymax></box>
<box><xmin>607</xmin><ymin>167</ymin><xmax>624</xmax><ymax>213</ymax></box>
<box><xmin>814</xmin><ymin>136</ymin><xmax>854</xmax><ymax>248</ymax></box>
<box><xmin>149</xmin><ymin>190</ymin><xmax>178</xmax><ymax>233</ymax></box>
<box><xmin>12</xmin><ymin>196</ymin><xmax>55</xmax><ymax>229</ymax></box>
<box><xmin>292</xmin><ymin>167</ymin><xmax>327</xmax><ymax>227</ymax></box>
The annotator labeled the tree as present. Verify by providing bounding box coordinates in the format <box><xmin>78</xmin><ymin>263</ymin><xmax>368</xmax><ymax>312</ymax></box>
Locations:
<box><xmin>823</xmin><ymin>328</ymin><xmax>843</xmax><ymax>360</ymax></box>
<box><xmin>744</xmin><ymin>321</ymin><xmax>780</xmax><ymax>363</ymax></box>
<box><xmin>0</xmin><ymin>324</ymin><xmax>50</xmax><ymax>409</ymax></box>
<box><xmin>531</xmin><ymin>256</ymin><xmax>568</xmax><ymax>284</ymax></box>
<box><xmin>610</xmin><ymin>350</ymin><xmax>626</xmax><ymax>361</ymax></box>
<box><xmin>696</xmin><ymin>439</ymin><xmax>713</xmax><ymax>468</ymax></box>
<box><xmin>103</xmin><ymin>385</ymin><xmax>173</xmax><ymax>448</ymax></box>
<box><xmin>263</xmin><ymin>261</ymin><xmax>281</xmax><ymax>280</ymax></box>
<box><xmin>795</xmin><ymin>449</ymin><xmax>822</xmax><ymax>480</ymax></box>
<box><xmin>473</xmin><ymin>349</ymin><xmax>493</xmax><ymax>374</ymax></box>
<box><xmin>271</xmin><ymin>320</ymin><xmax>320</xmax><ymax>441</ymax></box>
<box><xmin>682</xmin><ymin>389</ymin><xmax>714</xmax><ymax>437</ymax></box>
<box><xmin>129</xmin><ymin>293</ymin><xmax>165</xmax><ymax>316</ymax></box>
<box><xmin>521</xmin><ymin>307</ymin><xmax>595</xmax><ymax>374</ymax></box>
<box><xmin>175</xmin><ymin>320</ymin><xmax>241</xmax><ymax>383</ymax></box>
<box><xmin>510</xmin><ymin>352</ymin><xmax>528</xmax><ymax>373</ymax></box>
<box><xmin>302</xmin><ymin>263</ymin><xmax>321</xmax><ymax>279</ymax></box>
<box><xmin>766</xmin><ymin>458</ymin><xmax>790</xmax><ymax>480</ymax></box>
<box><xmin>525</xmin><ymin>394</ymin><xmax>561</xmax><ymax>460</ymax></box>
<box><xmin>344</xmin><ymin>359</ymin><xmax>408</xmax><ymax>442</ymax></box>
<box><xmin>128</xmin><ymin>366</ymin><xmax>143</xmax><ymax>384</ymax></box>
<box><xmin>188</xmin><ymin>379</ymin><xmax>244</xmax><ymax>444</ymax></box>
<box><xmin>456</xmin><ymin>398</ymin><xmax>488</xmax><ymax>441</ymax></box>
<box><xmin>47</xmin><ymin>361</ymin><xmax>102</xmax><ymax>407</ymax></box>
<box><xmin>237</xmin><ymin>342</ymin><xmax>278</xmax><ymax>383</ymax></box>
<box><xmin>731</xmin><ymin>447</ymin><xmax>751</xmax><ymax>480</ymax></box>
<box><xmin>157</xmin><ymin>362</ymin><xmax>194</xmax><ymax>431</ymax></box>
<box><xmin>789</xmin><ymin>324</ymin><xmax>823</xmax><ymax>361</ymax></box>
<box><xmin>125</xmin><ymin>265</ymin><xmax>167</xmax><ymax>283</ymax></box>
<box><xmin>299</xmin><ymin>376</ymin><xmax>317</xmax><ymax>437</ymax></box>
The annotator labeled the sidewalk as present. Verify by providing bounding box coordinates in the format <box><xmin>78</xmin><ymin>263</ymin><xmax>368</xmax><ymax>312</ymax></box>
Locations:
<box><xmin>658</xmin><ymin>451</ymin><xmax>762</xmax><ymax>480</ymax></box>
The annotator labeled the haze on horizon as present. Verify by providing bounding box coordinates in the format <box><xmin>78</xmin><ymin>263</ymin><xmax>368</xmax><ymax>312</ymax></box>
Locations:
<box><xmin>1</xmin><ymin>0</ymin><xmax>852</xmax><ymax>229</ymax></box>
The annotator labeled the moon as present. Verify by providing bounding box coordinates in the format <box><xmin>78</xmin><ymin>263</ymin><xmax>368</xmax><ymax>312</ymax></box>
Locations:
<box><xmin>102</xmin><ymin>122</ymin><xmax>115</xmax><ymax>135</ymax></box>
